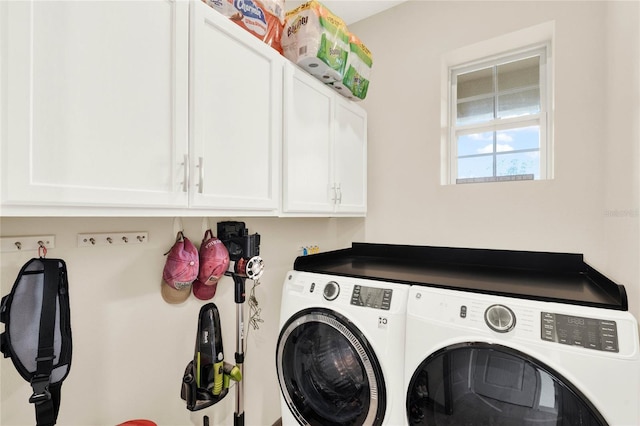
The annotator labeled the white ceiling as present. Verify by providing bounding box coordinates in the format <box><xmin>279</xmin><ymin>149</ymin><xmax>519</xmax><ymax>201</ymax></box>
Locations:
<box><xmin>285</xmin><ymin>1</ymin><xmax>407</xmax><ymax>25</ymax></box>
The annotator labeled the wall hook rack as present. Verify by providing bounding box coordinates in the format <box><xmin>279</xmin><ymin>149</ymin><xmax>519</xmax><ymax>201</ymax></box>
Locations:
<box><xmin>77</xmin><ymin>232</ymin><xmax>148</xmax><ymax>247</ymax></box>
<box><xmin>0</xmin><ymin>235</ymin><xmax>56</xmax><ymax>253</ymax></box>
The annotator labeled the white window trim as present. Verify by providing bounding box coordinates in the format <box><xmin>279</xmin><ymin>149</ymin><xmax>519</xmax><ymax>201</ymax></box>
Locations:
<box><xmin>440</xmin><ymin>21</ymin><xmax>555</xmax><ymax>185</ymax></box>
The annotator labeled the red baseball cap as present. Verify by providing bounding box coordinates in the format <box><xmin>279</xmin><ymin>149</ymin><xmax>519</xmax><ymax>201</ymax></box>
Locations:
<box><xmin>161</xmin><ymin>232</ymin><xmax>199</xmax><ymax>304</ymax></box>
<box><xmin>198</xmin><ymin>230</ymin><xmax>230</xmax><ymax>284</ymax></box>
<box><xmin>192</xmin><ymin>230</ymin><xmax>229</xmax><ymax>300</ymax></box>
<box><xmin>192</xmin><ymin>278</ymin><xmax>218</xmax><ymax>300</ymax></box>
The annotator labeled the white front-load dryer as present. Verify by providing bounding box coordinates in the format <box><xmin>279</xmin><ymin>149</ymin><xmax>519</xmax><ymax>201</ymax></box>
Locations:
<box><xmin>405</xmin><ymin>285</ymin><xmax>640</xmax><ymax>426</ymax></box>
<box><xmin>276</xmin><ymin>270</ymin><xmax>409</xmax><ymax>426</ymax></box>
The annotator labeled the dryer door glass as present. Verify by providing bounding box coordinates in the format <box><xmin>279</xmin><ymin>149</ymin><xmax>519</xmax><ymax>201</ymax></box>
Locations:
<box><xmin>276</xmin><ymin>308</ymin><xmax>386</xmax><ymax>426</ymax></box>
<box><xmin>406</xmin><ymin>343</ymin><xmax>607</xmax><ymax>426</ymax></box>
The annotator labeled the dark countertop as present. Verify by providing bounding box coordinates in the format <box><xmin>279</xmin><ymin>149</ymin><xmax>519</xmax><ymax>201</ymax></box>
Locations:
<box><xmin>294</xmin><ymin>243</ymin><xmax>627</xmax><ymax>310</ymax></box>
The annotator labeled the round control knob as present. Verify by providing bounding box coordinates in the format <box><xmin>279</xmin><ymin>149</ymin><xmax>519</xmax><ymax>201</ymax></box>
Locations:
<box><xmin>484</xmin><ymin>304</ymin><xmax>516</xmax><ymax>333</ymax></box>
<box><xmin>323</xmin><ymin>281</ymin><xmax>340</xmax><ymax>301</ymax></box>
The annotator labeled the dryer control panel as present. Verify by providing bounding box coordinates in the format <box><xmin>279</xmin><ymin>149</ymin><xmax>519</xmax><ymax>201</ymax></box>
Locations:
<box><xmin>541</xmin><ymin>312</ymin><xmax>619</xmax><ymax>352</ymax></box>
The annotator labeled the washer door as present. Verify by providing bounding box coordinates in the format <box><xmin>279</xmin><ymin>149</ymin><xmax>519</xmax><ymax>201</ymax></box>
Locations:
<box><xmin>406</xmin><ymin>343</ymin><xmax>607</xmax><ymax>426</ymax></box>
<box><xmin>276</xmin><ymin>308</ymin><xmax>386</xmax><ymax>426</ymax></box>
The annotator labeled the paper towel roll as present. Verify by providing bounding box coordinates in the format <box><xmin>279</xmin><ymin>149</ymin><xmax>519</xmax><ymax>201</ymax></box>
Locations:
<box><xmin>282</xmin><ymin>1</ymin><xmax>349</xmax><ymax>83</ymax></box>
<box><xmin>326</xmin><ymin>33</ymin><xmax>372</xmax><ymax>101</ymax></box>
<box><xmin>342</xmin><ymin>33</ymin><xmax>372</xmax><ymax>100</ymax></box>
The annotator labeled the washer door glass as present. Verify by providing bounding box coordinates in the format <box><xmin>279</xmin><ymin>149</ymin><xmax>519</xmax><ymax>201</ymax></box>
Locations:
<box><xmin>277</xmin><ymin>308</ymin><xmax>386</xmax><ymax>426</ymax></box>
<box><xmin>407</xmin><ymin>343</ymin><xmax>607</xmax><ymax>426</ymax></box>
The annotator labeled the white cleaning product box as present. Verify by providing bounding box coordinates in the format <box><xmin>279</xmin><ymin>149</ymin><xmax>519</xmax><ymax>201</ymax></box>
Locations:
<box><xmin>281</xmin><ymin>0</ymin><xmax>349</xmax><ymax>83</ymax></box>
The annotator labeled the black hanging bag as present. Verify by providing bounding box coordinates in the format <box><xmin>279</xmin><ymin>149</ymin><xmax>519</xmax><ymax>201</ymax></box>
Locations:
<box><xmin>1</xmin><ymin>258</ymin><xmax>72</xmax><ymax>426</ymax></box>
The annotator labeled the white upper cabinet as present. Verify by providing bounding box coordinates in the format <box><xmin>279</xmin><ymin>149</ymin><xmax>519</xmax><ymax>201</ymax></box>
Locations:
<box><xmin>0</xmin><ymin>0</ymin><xmax>364</xmax><ymax>216</ymax></box>
<box><xmin>333</xmin><ymin>97</ymin><xmax>367</xmax><ymax>214</ymax></box>
<box><xmin>282</xmin><ymin>63</ymin><xmax>367</xmax><ymax>216</ymax></box>
<box><xmin>282</xmin><ymin>63</ymin><xmax>334</xmax><ymax>214</ymax></box>
<box><xmin>1</xmin><ymin>0</ymin><xmax>190</xmax><ymax>211</ymax></box>
<box><xmin>189</xmin><ymin>0</ymin><xmax>281</xmax><ymax>213</ymax></box>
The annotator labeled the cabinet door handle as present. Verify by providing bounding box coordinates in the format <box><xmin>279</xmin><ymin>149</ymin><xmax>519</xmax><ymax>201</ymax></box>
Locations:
<box><xmin>336</xmin><ymin>184</ymin><xmax>342</xmax><ymax>204</ymax></box>
<box><xmin>331</xmin><ymin>184</ymin><xmax>337</xmax><ymax>203</ymax></box>
<box><xmin>182</xmin><ymin>154</ymin><xmax>189</xmax><ymax>193</ymax></box>
<box><xmin>198</xmin><ymin>156</ymin><xmax>204</xmax><ymax>194</ymax></box>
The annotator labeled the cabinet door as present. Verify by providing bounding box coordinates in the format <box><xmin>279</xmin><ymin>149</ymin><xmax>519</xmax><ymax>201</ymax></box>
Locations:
<box><xmin>190</xmin><ymin>1</ymin><xmax>281</xmax><ymax>212</ymax></box>
<box><xmin>1</xmin><ymin>0</ymin><xmax>189</xmax><ymax>209</ymax></box>
<box><xmin>334</xmin><ymin>98</ymin><xmax>367</xmax><ymax>214</ymax></box>
<box><xmin>282</xmin><ymin>64</ymin><xmax>334</xmax><ymax>214</ymax></box>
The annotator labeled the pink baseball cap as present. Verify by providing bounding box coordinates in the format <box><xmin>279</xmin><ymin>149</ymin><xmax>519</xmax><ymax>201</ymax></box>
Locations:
<box><xmin>198</xmin><ymin>230</ymin><xmax>230</xmax><ymax>284</ymax></box>
<box><xmin>192</xmin><ymin>230</ymin><xmax>230</xmax><ymax>300</ymax></box>
<box><xmin>192</xmin><ymin>278</ymin><xmax>217</xmax><ymax>300</ymax></box>
<box><xmin>161</xmin><ymin>232</ymin><xmax>199</xmax><ymax>304</ymax></box>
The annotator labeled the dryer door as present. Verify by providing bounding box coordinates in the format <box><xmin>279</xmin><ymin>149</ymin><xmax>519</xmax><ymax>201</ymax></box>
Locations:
<box><xmin>276</xmin><ymin>308</ymin><xmax>386</xmax><ymax>426</ymax></box>
<box><xmin>406</xmin><ymin>343</ymin><xmax>607</xmax><ymax>426</ymax></box>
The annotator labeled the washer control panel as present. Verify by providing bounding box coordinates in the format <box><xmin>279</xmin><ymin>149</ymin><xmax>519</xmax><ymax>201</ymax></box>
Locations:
<box><xmin>351</xmin><ymin>285</ymin><xmax>392</xmax><ymax>310</ymax></box>
<box><xmin>541</xmin><ymin>312</ymin><xmax>619</xmax><ymax>352</ymax></box>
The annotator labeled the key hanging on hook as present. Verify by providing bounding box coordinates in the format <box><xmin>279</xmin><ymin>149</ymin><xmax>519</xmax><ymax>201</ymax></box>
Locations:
<box><xmin>38</xmin><ymin>241</ymin><xmax>48</xmax><ymax>258</ymax></box>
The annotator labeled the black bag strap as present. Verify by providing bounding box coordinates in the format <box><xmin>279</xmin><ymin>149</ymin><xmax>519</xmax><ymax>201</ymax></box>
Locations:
<box><xmin>0</xmin><ymin>294</ymin><xmax>9</xmax><ymax>358</ymax></box>
<box><xmin>29</xmin><ymin>259</ymin><xmax>61</xmax><ymax>426</ymax></box>
<box><xmin>33</xmin><ymin>382</ymin><xmax>61</xmax><ymax>426</ymax></box>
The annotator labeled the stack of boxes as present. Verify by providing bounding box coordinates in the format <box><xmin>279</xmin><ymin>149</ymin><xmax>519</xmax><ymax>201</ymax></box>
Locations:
<box><xmin>203</xmin><ymin>0</ymin><xmax>373</xmax><ymax>101</ymax></box>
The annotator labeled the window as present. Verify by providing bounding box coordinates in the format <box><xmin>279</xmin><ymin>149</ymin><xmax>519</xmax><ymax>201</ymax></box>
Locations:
<box><xmin>448</xmin><ymin>45</ymin><xmax>551</xmax><ymax>184</ymax></box>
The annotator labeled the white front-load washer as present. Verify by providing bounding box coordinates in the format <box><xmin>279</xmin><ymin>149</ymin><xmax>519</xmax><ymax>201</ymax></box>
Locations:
<box><xmin>276</xmin><ymin>270</ymin><xmax>409</xmax><ymax>426</ymax></box>
<box><xmin>405</xmin><ymin>285</ymin><xmax>640</xmax><ymax>426</ymax></box>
